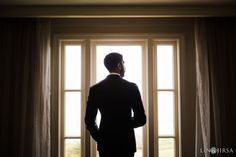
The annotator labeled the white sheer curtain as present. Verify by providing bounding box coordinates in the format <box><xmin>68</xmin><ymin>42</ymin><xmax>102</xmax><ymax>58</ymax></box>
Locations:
<box><xmin>0</xmin><ymin>19</ymin><xmax>51</xmax><ymax>157</ymax></box>
<box><xmin>195</xmin><ymin>19</ymin><xmax>211</xmax><ymax>157</ymax></box>
<box><xmin>195</xmin><ymin>18</ymin><xmax>236</xmax><ymax>157</ymax></box>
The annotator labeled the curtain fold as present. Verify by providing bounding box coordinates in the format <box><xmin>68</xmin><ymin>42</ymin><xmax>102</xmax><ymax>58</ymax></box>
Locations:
<box><xmin>0</xmin><ymin>18</ymin><xmax>51</xmax><ymax>157</ymax></box>
<box><xmin>195</xmin><ymin>18</ymin><xmax>236</xmax><ymax>157</ymax></box>
<box><xmin>195</xmin><ymin>19</ymin><xmax>211</xmax><ymax>157</ymax></box>
<box><xmin>33</xmin><ymin>19</ymin><xmax>51</xmax><ymax>157</ymax></box>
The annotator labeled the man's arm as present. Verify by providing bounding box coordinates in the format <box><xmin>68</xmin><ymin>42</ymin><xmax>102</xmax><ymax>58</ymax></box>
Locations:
<box><xmin>84</xmin><ymin>87</ymin><xmax>99</xmax><ymax>141</ymax></box>
<box><xmin>131</xmin><ymin>84</ymin><xmax>146</xmax><ymax>128</ymax></box>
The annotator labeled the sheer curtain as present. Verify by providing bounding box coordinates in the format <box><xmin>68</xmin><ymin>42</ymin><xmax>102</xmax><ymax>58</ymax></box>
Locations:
<box><xmin>0</xmin><ymin>19</ymin><xmax>51</xmax><ymax>157</ymax></box>
<box><xmin>195</xmin><ymin>18</ymin><xmax>236</xmax><ymax>157</ymax></box>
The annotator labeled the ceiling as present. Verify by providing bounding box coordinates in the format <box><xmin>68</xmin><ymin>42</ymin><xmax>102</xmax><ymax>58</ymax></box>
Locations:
<box><xmin>1</xmin><ymin>0</ymin><xmax>236</xmax><ymax>5</ymax></box>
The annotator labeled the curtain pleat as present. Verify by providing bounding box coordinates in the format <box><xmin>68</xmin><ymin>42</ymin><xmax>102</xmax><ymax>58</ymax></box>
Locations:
<box><xmin>33</xmin><ymin>19</ymin><xmax>51</xmax><ymax>157</ymax></box>
<box><xmin>0</xmin><ymin>18</ymin><xmax>51</xmax><ymax>157</ymax></box>
<box><xmin>195</xmin><ymin>18</ymin><xmax>236</xmax><ymax>157</ymax></box>
<box><xmin>195</xmin><ymin>19</ymin><xmax>211</xmax><ymax>157</ymax></box>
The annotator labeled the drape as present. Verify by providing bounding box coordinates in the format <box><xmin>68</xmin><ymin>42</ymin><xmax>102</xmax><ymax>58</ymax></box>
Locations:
<box><xmin>33</xmin><ymin>19</ymin><xmax>51</xmax><ymax>157</ymax></box>
<box><xmin>195</xmin><ymin>18</ymin><xmax>236</xmax><ymax>157</ymax></box>
<box><xmin>0</xmin><ymin>19</ymin><xmax>51</xmax><ymax>157</ymax></box>
<box><xmin>195</xmin><ymin>19</ymin><xmax>211</xmax><ymax>157</ymax></box>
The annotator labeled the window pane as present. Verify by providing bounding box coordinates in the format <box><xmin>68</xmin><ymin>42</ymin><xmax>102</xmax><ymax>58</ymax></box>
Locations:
<box><xmin>65</xmin><ymin>92</ymin><xmax>81</xmax><ymax>137</ymax></box>
<box><xmin>65</xmin><ymin>45</ymin><xmax>81</xmax><ymax>90</ymax></box>
<box><xmin>158</xmin><ymin>91</ymin><xmax>175</xmax><ymax>136</ymax></box>
<box><xmin>96</xmin><ymin>45</ymin><xmax>142</xmax><ymax>91</ymax></box>
<box><xmin>135</xmin><ymin>127</ymin><xmax>143</xmax><ymax>157</ymax></box>
<box><xmin>157</xmin><ymin>45</ymin><xmax>174</xmax><ymax>89</ymax></box>
<box><xmin>159</xmin><ymin>138</ymin><xmax>175</xmax><ymax>157</ymax></box>
<box><xmin>65</xmin><ymin>139</ymin><xmax>81</xmax><ymax>157</ymax></box>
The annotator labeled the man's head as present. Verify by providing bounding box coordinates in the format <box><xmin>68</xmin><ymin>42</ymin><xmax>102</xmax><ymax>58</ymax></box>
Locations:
<box><xmin>104</xmin><ymin>52</ymin><xmax>125</xmax><ymax>77</ymax></box>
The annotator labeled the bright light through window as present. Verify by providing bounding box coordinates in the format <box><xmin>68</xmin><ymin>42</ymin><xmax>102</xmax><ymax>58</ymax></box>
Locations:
<box><xmin>96</xmin><ymin>45</ymin><xmax>143</xmax><ymax>157</ymax></box>
<box><xmin>63</xmin><ymin>45</ymin><xmax>82</xmax><ymax>157</ymax></box>
<box><xmin>96</xmin><ymin>46</ymin><xmax>142</xmax><ymax>91</ymax></box>
<box><xmin>156</xmin><ymin>44</ymin><xmax>177</xmax><ymax>157</ymax></box>
<box><xmin>59</xmin><ymin>39</ymin><xmax>180</xmax><ymax>157</ymax></box>
<box><xmin>65</xmin><ymin>92</ymin><xmax>81</xmax><ymax>137</ymax></box>
<box><xmin>158</xmin><ymin>91</ymin><xmax>174</xmax><ymax>136</ymax></box>
<box><xmin>157</xmin><ymin>45</ymin><xmax>174</xmax><ymax>89</ymax></box>
<box><xmin>65</xmin><ymin>46</ymin><xmax>81</xmax><ymax>90</ymax></box>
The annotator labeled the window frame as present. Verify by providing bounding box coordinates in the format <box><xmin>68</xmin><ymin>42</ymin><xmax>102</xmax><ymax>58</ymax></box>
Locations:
<box><xmin>152</xmin><ymin>40</ymin><xmax>181</xmax><ymax>157</ymax></box>
<box><xmin>51</xmin><ymin>33</ymin><xmax>189</xmax><ymax>157</ymax></box>
<box><xmin>59</xmin><ymin>40</ymin><xmax>87</xmax><ymax>157</ymax></box>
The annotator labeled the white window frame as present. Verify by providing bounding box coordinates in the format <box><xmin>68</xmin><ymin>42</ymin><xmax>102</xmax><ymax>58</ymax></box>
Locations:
<box><xmin>59</xmin><ymin>40</ymin><xmax>87</xmax><ymax>157</ymax></box>
<box><xmin>51</xmin><ymin>33</ymin><xmax>187</xmax><ymax>157</ymax></box>
<box><xmin>153</xmin><ymin>40</ymin><xmax>181</xmax><ymax>157</ymax></box>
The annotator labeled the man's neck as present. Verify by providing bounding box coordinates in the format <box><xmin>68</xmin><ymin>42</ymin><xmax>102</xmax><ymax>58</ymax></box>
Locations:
<box><xmin>109</xmin><ymin>72</ymin><xmax>120</xmax><ymax>76</ymax></box>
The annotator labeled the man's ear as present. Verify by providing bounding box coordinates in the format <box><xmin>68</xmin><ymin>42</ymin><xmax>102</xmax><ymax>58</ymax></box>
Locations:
<box><xmin>117</xmin><ymin>62</ymin><xmax>122</xmax><ymax>70</ymax></box>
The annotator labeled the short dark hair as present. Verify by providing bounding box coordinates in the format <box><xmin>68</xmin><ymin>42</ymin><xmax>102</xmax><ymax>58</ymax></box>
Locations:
<box><xmin>104</xmin><ymin>53</ymin><xmax>123</xmax><ymax>72</ymax></box>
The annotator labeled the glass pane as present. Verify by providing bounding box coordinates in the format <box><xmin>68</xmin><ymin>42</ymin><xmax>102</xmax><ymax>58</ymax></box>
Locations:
<box><xmin>135</xmin><ymin>127</ymin><xmax>143</xmax><ymax>157</ymax></box>
<box><xmin>158</xmin><ymin>91</ymin><xmax>175</xmax><ymax>136</ymax></box>
<box><xmin>157</xmin><ymin>45</ymin><xmax>174</xmax><ymax>89</ymax></box>
<box><xmin>65</xmin><ymin>92</ymin><xmax>81</xmax><ymax>137</ymax></box>
<box><xmin>65</xmin><ymin>139</ymin><xmax>81</xmax><ymax>157</ymax></box>
<box><xmin>65</xmin><ymin>45</ymin><xmax>81</xmax><ymax>90</ymax></box>
<box><xmin>159</xmin><ymin>138</ymin><xmax>175</xmax><ymax>157</ymax></box>
<box><xmin>96</xmin><ymin>45</ymin><xmax>143</xmax><ymax>157</ymax></box>
<box><xmin>96</xmin><ymin>45</ymin><xmax>142</xmax><ymax>91</ymax></box>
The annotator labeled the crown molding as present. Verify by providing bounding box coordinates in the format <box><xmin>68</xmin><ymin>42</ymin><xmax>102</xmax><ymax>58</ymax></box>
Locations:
<box><xmin>0</xmin><ymin>5</ymin><xmax>236</xmax><ymax>17</ymax></box>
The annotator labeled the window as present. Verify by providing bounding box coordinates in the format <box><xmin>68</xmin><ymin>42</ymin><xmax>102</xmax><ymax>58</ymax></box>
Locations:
<box><xmin>55</xmin><ymin>36</ymin><xmax>182</xmax><ymax>157</ymax></box>
<box><xmin>153</xmin><ymin>41</ymin><xmax>180</xmax><ymax>157</ymax></box>
<box><xmin>60</xmin><ymin>41</ymin><xmax>86</xmax><ymax>157</ymax></box>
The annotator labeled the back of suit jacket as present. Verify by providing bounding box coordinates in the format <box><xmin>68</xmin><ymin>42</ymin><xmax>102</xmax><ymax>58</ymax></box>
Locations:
<box><xmin>85</xmin><ymin>74</ymin><xmax>146</xmax><ymax>153</ymax></box>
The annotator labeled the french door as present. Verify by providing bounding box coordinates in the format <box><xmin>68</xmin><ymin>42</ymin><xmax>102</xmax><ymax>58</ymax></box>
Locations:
<box><xmin>58</xmin><ymin>37</ymin><xmax>180</xmax><ymax>157</ymax></box>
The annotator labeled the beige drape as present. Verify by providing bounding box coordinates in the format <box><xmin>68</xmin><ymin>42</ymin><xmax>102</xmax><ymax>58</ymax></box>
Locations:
<box><xmin>195</xmin><ymin>18</ymin><xmax>236</xmax><ymax>157</ymax></box>
<box><xmin>0</xmin><ymin>18</ymin><xmax>51</xmax><ymax>157</ymax></box>
<box><xmin>33</xmin><ymin>19</ymin><xmax>51</xmax><ymax>157</ymax></box>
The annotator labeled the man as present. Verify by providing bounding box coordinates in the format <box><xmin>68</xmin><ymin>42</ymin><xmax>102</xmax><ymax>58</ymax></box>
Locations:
<box><xmin>85</xmin><ymin>53</ymin><xmax>146</xmax><ymax>157</ymax></box>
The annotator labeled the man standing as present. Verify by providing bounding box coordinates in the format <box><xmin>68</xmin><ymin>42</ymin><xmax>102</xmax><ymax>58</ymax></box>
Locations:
<box><xmin>85</xmin><ymin>53</ymin><xmax>146</xmax><ymax>157</ymax></box>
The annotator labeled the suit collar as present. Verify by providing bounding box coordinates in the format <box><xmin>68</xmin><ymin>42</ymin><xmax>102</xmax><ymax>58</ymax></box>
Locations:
<box><xmin>106</xmin><ymin>74</ymin><xmax>121</xmax><ymax>79</ymax></box>
<box><xmin>109</xmin><ymin>72</ymin><xmax>120</xmax><ymax>76</ymax></box>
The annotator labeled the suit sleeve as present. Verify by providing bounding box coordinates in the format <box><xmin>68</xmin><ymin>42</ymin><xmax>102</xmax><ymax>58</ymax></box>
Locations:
<box><xmin>130</xmin><ymin>84</ymin><xmax>146</xmax><ymax>128</ymax></box>
<box><xmin>84</xmin><ymin>87</ymin><xmax>99</xmax><ymax>141</ymax></box>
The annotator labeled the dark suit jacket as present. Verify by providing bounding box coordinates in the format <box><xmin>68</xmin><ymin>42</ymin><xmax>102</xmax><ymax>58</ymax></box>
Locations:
<box><xmin>85</xmin><ymin>74</ymin><xmax>146</xmax><ymax>153</ymax></box>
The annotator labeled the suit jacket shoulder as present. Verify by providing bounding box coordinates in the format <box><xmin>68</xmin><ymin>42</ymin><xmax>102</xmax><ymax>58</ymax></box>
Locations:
<box><xmin>91</xmin><ymin>75</ymin><xmax>136</xmax><ymax>89</ymax></box>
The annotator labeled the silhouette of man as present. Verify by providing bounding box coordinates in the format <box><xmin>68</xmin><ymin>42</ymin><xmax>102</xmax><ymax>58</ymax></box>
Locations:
<box><xmin>85</xmin><ymin>52</ymin><xmax>146</xmax><ymax>157</ymax></box>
